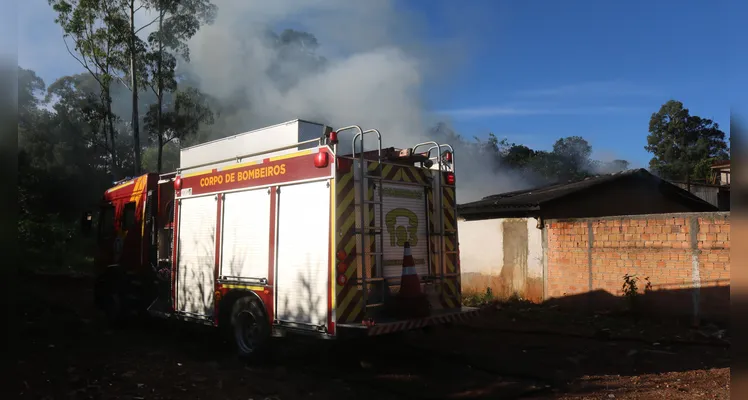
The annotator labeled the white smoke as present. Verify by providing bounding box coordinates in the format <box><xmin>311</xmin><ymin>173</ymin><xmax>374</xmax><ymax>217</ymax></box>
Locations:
<box><xmin>183</xmin><ymin>0</ymin><xmax>530</xmax><ymax>203</ymax></box>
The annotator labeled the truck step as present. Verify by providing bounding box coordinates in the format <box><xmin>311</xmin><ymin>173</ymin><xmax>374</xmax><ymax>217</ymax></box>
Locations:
<box><xmin>146</xmin><ymin>296</ymin><xmax>172</xmax><ymax>315</ymax></box>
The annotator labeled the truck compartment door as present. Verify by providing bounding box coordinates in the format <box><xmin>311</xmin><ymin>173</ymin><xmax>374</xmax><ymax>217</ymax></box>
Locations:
<box><xmin>175</xmin><ymin>195</ymin><xmax>217</xmax><ymax>317</ymax></box>
<box><xmin>219</xmin><ymin>188</ymin><xmax>271</xmax><ymax>282</ymax></box>
<box><xmin>275</xmin><ymin>179</ymin><xmax>331</xmax><ymax>327</ymax></box>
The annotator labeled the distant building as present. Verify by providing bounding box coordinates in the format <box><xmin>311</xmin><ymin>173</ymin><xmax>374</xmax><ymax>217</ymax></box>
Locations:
<box><xmin>456</xmin><ymin>168</ymin><xmax>717</xmax><ymax>302</ymax></box>
<box><xmin>669</xmin><ymin>160</ymin><xmax>730</xmax><ymax>211</ymax></box>
<box><xmin>670</xmin><ymin>181</ymin><xmax>730</xmax><ymax>211</ymax></box>
<box><xmin>711</xmin><ymin>160</ymin><xmax>730</xmax><ymax>186</ymax></box>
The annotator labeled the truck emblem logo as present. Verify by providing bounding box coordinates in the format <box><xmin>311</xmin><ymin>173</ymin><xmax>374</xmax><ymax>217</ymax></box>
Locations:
<box><xmin>385</xmin><ymin>208</ymin><xmax>419</xmax><ymax>247</ymax></box>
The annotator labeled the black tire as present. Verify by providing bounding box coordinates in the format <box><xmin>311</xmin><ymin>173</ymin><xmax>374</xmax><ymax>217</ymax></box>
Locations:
<box><xmin>94</xmin><ymin>274</ymin><xmax>128</xmax><ymax>327</ymax></box>
<box><xmin>228</xmin><ymin>296</ymin><xmax>271</xmax><ymax>360</ymax></box>
<box><xmin>94</xmin><ymin>272</ymin><xmax>141</xmax><ymax>328</ymax></box>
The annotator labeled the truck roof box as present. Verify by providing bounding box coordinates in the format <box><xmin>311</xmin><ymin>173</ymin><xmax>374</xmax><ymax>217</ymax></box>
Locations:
<box><xmin>179</xmin><ymin>119</ymin><xmax>332</xmax><ymax>172</ymax></box>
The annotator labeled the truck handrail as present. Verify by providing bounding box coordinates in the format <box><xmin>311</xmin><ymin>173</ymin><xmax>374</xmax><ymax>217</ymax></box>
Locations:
<box><xmin>352</xmin><ymin>129</ymin><xmax>383</xmax><ymax>160</ymax></box>
<box><xmin>176</xmin><ymin>137</ymin><xmax>323</xmax><ymax>173</ymax></box>
<box><xmin>411</xmin><ymin>141</ymin><xmax>444</xmax><ymax>172</ymax></box>
<box><xmin>330</xmin><ymin>125</ymin><xmax>364</xmax><ymax>157</ymax></box>
<box><xmin>425</xmin><ymin>143</ymin><xmax>455</xmax><ymax>172</ymax></box>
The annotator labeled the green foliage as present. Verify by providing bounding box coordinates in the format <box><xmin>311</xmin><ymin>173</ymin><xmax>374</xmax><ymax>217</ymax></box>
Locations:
<box><xmin>645</xmin><ymin>100</ymin><xmax>729</xmax><ymax>181</ymax></box>
<box><xmin>452</xmin><ymin>130</ymin><xmax>626</xmax><ymax>186</ymax></box>
<box><xmin>141</xmin><ymin>0</ymin><xmax>218</xmax><ymax>172</ymax></box>
<box><xmin>142</xmin><ymin>141</ymin><xmax>179</xmax><ymax>172</ymax></box>
<box><xmin>621</xmin><ymin>274</ymin><xmax>652</xmax><ymax>314</ymax></box>
<box><xmin>146</xmin><ymin>0</ymin><xmax>218</xmax><ymax>63</ymax></box>
<box><xmin>48</xmin><ymin>0</ymin><xmax>130</xmax><ymax>178</ymax></box>
<box><xmin>49</xmin><ymin>0</ymin><xmax>219</xmax><ymax>177</ymax></box>
<box><xmin>143</xmin><ymin>87</ymin><xmax>215</xmax><ymax>171</ymax></box>
<box><xmin>503</xmin><ymin>144</ymin><xmax>536</xmax><ymax>169</ymax></box>
<box><xmin>18</xmin><ymin>70</ymin><xmax>113</xmax><ymax>271</ymax></box>
<box><xmin>20</xmin><ymin>0</ymin><xmax>218</xmax><ymax>270</ymax></box>
<box><xmin>462</xmin><ymin>287</ymin><xmax>495</xmax><ymax>307</ymax></box>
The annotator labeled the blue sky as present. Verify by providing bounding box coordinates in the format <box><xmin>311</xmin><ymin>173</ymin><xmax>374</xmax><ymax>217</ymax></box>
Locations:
<box><xmin>405</xmin><ymin>0</ymin><xmax>733</xmax><ymax>168</ymax></box>
<box><xmin>16</xmin><ymin>0</ymin><xmax>735</xmax><ymax>169</ymax></box>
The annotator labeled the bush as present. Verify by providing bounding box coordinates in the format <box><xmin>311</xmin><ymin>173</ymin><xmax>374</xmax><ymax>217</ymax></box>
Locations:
<box><xmin>19</xmin><ymin>213</ymin><xmax>94</xmax><ymax>273</ymax></box>
<box><xmin>462</xmin><ymin>287</ymin><xmax>495</xmax><ymax>307</ymax></box>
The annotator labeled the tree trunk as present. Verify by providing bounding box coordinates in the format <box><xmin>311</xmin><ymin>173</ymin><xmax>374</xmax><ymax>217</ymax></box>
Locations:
<box><xmin>130</xmin><ymin>0</ymin><xmax>141</xmax><ymax>176</ymax></box>
<box><xmin>106</xmin><ymin>89</ymin><xmax>118</xmax><ymax>179</ymax></box>
<box><xmin>157</xmin><ymin>135</ymin><xmax>164</xmax><ymax>174</ymax></box>
<box><xmin>156</xmin><ymin>8</ymin><xmax>164</xmax><ymax>174</ymax></box>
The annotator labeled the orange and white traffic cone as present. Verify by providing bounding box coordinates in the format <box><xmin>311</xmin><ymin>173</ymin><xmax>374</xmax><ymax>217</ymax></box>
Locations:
<box><xmin>396</xmin><ymin>242</ymin><xmax>430</xmax><ymax>318</ymax></box>
<box><xmin>399</xmin><ymin>242</ymin><xmax>421</xmax><ymax>296</ymax></box>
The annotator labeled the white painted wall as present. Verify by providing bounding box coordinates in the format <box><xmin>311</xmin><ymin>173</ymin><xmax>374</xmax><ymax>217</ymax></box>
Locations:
<box><xmin>457</xmin><ymin>217</ymin><xmax>544</xmax><ymax>284</ymax></box>
<box><xmin>458</xmin><ymin>218</ymin><xmax>504</xmax><ymax>276</ymax></box>
<box><xmin>526</xmin><ymin>218</ymin><xmax>543</xmax><ymax>279</ymax></box>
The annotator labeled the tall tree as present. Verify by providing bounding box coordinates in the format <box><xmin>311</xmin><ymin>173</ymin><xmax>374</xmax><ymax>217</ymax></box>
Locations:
<box><xmin>18</xmin><ymin>67</ymin><xmax>46</xmax><ymax>129</ymax></box>
<box><xmin>143</xmin><ymin>0</ymin><xmax>217</xmax><ymax>172</ymax></box>
<box><xmin>18</xmin><ymin>67</ymin><xmax>114</xmax><ymax>266</ymax></box>
<box><xmin>503</xmin><ymin>144</ymin><xmax>536</xmax><ymax>169</ymax></box>
<box><xmin>646</xmin><ymin>100</ymin><xmax>729</xmax><ymax>182</ymax></box>
<box><xmin>144</xmin><ymin>87</ymin><xmax>214</xmax><ymax>172</ymax></box>
<box><xmin>46</xmin><ymin>73</ymin><xmax>123</xmax><ymax>171</ymax></box>
<box><xmin>552</xmin><ymin>136</ymin><xmax>592</xmax><ymax>172</ymax></box>
<box><xmin>49</xmin><ymin>0</ymin><xmax>128</xmax><ymax>178</ymax></box>
<box><xmin>114</xmin><ymin>0</ymin><xmax>157</xmax><ymax>176</ymax></box>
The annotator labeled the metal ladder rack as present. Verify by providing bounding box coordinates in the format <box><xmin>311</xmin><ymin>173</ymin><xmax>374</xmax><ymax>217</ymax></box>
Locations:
<box><xmin>352</xmin><ymin>129</ymin><xmax>386</xmax><ymax>314</ymax></box>
<box><xmin>411</xmin><ymin>142</ymin><xmax>456</xmax><ymax>293</ymax></box>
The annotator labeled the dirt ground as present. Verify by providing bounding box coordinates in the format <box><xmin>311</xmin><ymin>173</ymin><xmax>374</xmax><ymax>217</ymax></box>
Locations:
<box><xmin>16</xmin><ymin>274</ymin><xmax>730</xmax><ymax>399</ymax></box>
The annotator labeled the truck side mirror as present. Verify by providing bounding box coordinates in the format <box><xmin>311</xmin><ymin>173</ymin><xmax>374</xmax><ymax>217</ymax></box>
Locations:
<box><xmin>81</xmin><ymin>211</ymin><xmax>93</xmax><ymax>234</ymax></box>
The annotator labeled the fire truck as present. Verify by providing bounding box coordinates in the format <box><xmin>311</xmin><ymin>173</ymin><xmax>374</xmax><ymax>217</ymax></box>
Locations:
<box><xmin>90</xmin><ymin>119</ymin><xmax>478</xmax><ymax>357</ymax></box>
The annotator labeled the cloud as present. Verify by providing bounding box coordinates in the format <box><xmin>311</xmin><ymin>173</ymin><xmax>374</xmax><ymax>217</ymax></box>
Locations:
<box><xmin>18</xmin><ymin>0</ymin><xmax>540</xmax><ymax>202</ymax></box>
<box><xmin>0</xmin><ymin>0</ymin><xmax>16</xmax><ymax>58</ymax></box>
<box><xmin>180</xmin><ymin>0</ymin><xmax>538</xmax><ymax>201</ymax></box>
<box><xmin>516</xmin><ymin>80</ymin><xmax>662</xmax><ymax>98</ymax></box>
<box><xmin>436</xmin><ymin>105</ymin><xmax>644</xmax><ymax>118</ymax></box>
<box><xmin>434</xmin><ymin>80</ymin><xmax>657</xmax><ymax>119</ymax></box>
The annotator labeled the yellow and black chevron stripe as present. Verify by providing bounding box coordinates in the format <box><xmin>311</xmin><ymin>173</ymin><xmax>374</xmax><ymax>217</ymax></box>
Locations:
<box><xmin>334</xmin><ymin>166</ymin><xmax>363</xmax><ymax>323</ymax></box>
<box><xmin>441</xmin><ymin>179</ymin><xmax>460</xmax><ymax>308</ymax></box>
<box><xmin>365</xmin><ymin>178</ymin><xmax>376</xmax><ymax>282</ymax></box>
<box><xmin>427</xmin><ymin>187</ymin><xmax>437</xmax><ymax>278</ymax></box>
<box><xmin>367</xmin><ymin>161</ymin><xmax>429</xmax><ymax>184</ymax></box>
<box><xmin>335</xmin><ymin>160</ymin><xmax>462</xmax><ymax>319</ymax></box>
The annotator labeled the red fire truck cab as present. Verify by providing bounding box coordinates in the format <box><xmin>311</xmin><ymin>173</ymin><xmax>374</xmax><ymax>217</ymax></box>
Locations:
<box><xmin>92</xmin><ymin>119</ymin><xmax>478</xmax><ymax>358</ymax></box>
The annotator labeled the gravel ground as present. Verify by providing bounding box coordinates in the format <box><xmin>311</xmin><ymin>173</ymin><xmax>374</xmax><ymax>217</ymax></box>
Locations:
<box><xmin>16</xmin><ymin>274</ymin><xmax>730</xmax><ymax>399</ymax></box>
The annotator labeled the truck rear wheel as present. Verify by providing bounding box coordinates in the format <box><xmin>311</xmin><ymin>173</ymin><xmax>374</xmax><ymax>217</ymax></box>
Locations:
<box><xmin>94</xmin><ymin>275</ymin><xmax>128</xmax><ymax>327</ymax></box>
<box><xmin>229</xmin><ymin>296</ymin><xmax>271</xmax><ymax>359</ymax></box>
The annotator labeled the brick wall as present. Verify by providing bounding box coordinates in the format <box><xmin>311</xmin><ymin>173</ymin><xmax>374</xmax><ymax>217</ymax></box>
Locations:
<box><xmin>545</xmin><ymin>212</ymin><xmax>730</xmax><ymax>321</ymax></box>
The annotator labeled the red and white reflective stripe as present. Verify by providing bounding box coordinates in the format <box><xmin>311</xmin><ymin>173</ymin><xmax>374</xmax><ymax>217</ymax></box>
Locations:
<box><xmin>366</xmin><ymin>309</ymin><xmax>480</xmax><ymax>336</ymax></box>
<box><xmin>402</xmin><ymin>244</ymin><xmax>416</xmax><ymax>275</ymax></box>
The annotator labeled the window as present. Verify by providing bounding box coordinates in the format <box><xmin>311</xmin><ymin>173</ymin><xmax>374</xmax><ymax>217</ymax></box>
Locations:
<box><xmin>122</xmin><ymin>202</ymin><xmax>137</xmax><ymax>231</ymax></box>
<box><xmin>99</xmin><ymin>204</ymin><xmax>115</xmax><ymax>239</ymax></box>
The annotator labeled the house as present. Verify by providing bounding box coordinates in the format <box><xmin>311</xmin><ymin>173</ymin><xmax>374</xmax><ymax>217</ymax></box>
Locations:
<box><xmin>670</xmin><ymin>181</ymin><xmax>730</xmax><ymax>211</ymax></box>
<box><xmin>456</xmin><ymin>168</ymin><xmax>718</xmax><ymax>302</ymax></box>
<box><xmin>668</xmin><ymin>160</ymin><xmax>731</xmax><ymax>211</ymax></box>
<box><xmin>711</xmin><ymin>160</ymin><xmax>730</xmax><ymax>186</ymax></box>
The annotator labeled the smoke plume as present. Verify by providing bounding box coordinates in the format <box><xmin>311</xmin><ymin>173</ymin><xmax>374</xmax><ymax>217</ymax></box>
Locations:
<box><xmin>182</xmin><ymin>0</ymin><xmax>530</xmax><ymax>203</ymax></box>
